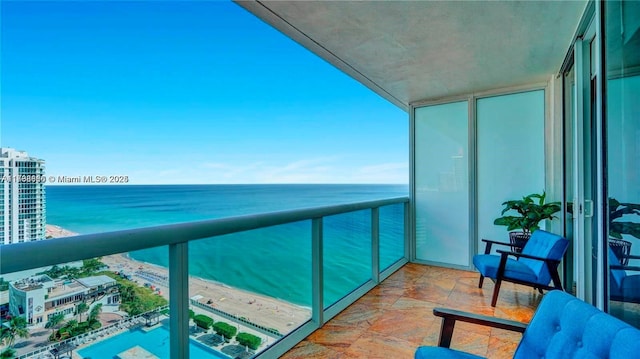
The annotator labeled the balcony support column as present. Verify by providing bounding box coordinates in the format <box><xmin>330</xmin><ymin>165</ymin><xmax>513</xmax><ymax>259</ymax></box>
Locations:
<box><xmin>372</xmin><ymin>207</ymin><xmax>380</xmax><ymax>283</ymax></box>
<box><xmin>312</xmin><ymin>217</ymin><xmax>324</xmax><ymax>326</ymax></box>
<box><xmin>404</xmin><ymin>201</ymin><xmax>412</xmax><ymax>260</ymax></box>
<box><xmin>169</xmin><ymin>242</ymin><xmax>189</xmax><ymax>359</ymax></box>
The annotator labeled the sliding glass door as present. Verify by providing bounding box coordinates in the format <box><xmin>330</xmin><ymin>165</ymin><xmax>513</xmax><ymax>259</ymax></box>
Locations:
<box><xmin>572</xmin><ymin>17</ymin><xmax>601</xmax><ymax>305</ymax></box>
<box><xmin>605</xmin><ymin>0</ymin><xmax>640</xmax><ymax>325</ymax></box>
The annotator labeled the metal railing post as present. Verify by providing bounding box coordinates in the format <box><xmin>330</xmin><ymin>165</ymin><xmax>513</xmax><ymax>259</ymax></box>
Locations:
<box><xmin>371</xmin><ymin>207</ymin><xmax>380</xmax><ymax>283</ymax></box>
<box><xmin>404</xmin><ymin>201</ymin><xmax>412</xmax><ymax>260</ymax></box>
<box><xmin>312</xmin><ymin>217</ymin><xmax>324</xmax><ymax>326</ymax></box>
<box><xmin>169</xmin><ymin>242</ymin><xmax>189</xmax><ymax>359</ymax></box>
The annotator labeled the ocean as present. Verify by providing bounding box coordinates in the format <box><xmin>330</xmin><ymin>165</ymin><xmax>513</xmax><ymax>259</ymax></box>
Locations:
<box><xmin>46</xmin><ymin>184</ymin><xmax>408</xmax><ymax>307</ymax></box>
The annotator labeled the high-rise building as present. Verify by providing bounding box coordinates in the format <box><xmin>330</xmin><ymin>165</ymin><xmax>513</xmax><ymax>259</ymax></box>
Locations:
<box><xmin>0</xmin><ymin>148</ymin><xmax>46</xmax><ymax>245</ymax></box>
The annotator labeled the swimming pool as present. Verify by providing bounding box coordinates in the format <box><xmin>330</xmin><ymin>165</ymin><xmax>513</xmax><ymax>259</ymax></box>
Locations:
<box><xmin>77</xmin><ymin>326</ymin><xmax>231</xmax><ymax>359</ymax></box>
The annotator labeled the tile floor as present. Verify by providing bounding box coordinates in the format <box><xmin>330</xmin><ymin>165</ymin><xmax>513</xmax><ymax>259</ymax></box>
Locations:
<box><xmin>281</xmin><ymin>263</ymin><xmax>544</xmax><ymax>359</ymax></box>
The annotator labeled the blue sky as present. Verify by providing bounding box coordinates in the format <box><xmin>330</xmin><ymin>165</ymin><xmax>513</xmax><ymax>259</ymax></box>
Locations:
<box><xmin>1</xmin><ymin>1</ymin><xmax>408</xmax><ymax>184</ymax></box>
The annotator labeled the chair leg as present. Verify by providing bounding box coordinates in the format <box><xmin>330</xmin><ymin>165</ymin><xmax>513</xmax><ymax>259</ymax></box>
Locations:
<box><xmin>438</xmin><ymin>317</ymin><xmax>456</xmax><ymax>348</ymax></box>
<box><xmin>549</xmin><ymin>266</ymin><xmax>564</xmax><ymax>291</ymax></box>
<box><xmin>491</xmin><ymin>279</ymin><xmax>502</xmax><ymax>307</ymax></box>
<box><xmin>491</xmin><ymin>252</ymin><xmax>509</xmax><ymax>307</ymax></box>
<box><xmin>479</xmin><ymin>275</ymin><xmax>485</xmax><ymax>288</ymax></box>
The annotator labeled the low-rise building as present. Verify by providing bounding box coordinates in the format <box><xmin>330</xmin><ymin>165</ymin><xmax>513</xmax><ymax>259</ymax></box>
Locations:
<box><xmin>9</xmin><ymin>274</ymin><xmax>119</xmax><ymax>326</ymax></box>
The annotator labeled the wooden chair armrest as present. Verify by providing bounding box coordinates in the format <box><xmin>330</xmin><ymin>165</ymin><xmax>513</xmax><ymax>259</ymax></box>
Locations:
<box><xmin>496</xmin><ymin>250</ymin><xmax>560</xmax><ymax>265</ymax></box>
<box><xmin>481</xmin><ymin>238</ymin><xmax>521</xmax><ymax>255</ymax></box>
<box><xmin>433</xmin><ymin>308</ymin><xmax>526</xmax><ymax>348</ymax></box>
<box><xmin>481</xmin><ymin>238</ymin><xmax>515</xmax><ymax>247</ymax></box>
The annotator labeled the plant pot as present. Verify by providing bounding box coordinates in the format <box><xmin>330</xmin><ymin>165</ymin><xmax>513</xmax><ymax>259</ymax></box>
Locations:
<box><xmin>509</xmin><ymin>231</ymin><xmax>531</xmax><ymax>253</ymax></box>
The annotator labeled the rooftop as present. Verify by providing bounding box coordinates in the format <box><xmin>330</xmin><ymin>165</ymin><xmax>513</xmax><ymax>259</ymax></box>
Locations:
<box><xmin>11</xmin><ymin>275</ymin><xmax>53</xmax><ymax>292</ymax></box>
<box><xmin>76</xmin><ymin>275</ymin><xmax>116</xmax><ymax>288</ymax></box>
<box><xmin>47</xmin><ymin>280</ymin><xmax>86</xmax><ymax>299</ymax></box>
<box><xmin>47</xmin><ymin>275</ymin><xmax>116</xmax><ymax>299</ymax></box>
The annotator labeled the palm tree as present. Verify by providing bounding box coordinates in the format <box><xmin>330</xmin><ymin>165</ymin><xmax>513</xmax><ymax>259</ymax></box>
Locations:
<box><xmin>119</xmin><ymin>284</ymin><xmax>136</xmax><ymax>303</ymax></box>
<box><xmin>88</xmin><ymin>303</ymin><xmax>102</xmax><ymax>324</ymax></box>
<box><xmin>76</xmin><ymin>302</ymin><xmax>89</xmax><ymax>322</ymax></box>
<box><xmin>45</xmin><ymin>313</ymin><xmax>65</xmax><ymax>340</ymax></box>
<box><xmin>82</xmin><ymin>258</ymin><xmax>104</xmax><ymax>274</ymax></box>
<box><xmin>65</xmin><ymin>319</ymin><xmax>78</xmax><ymax>330</ymax></box>
<box><xmin>64</xmin><ymin>266</ymin><xmax>81</xmax><ymax>279</ymax></box>
<box><xmin>0</xmin><ymin>316</ymin><xmax>29</xmax><ymax>349</ymax></box>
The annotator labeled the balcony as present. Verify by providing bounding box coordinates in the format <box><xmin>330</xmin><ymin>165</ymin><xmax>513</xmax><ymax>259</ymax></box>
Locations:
<box><xmin>0</xmin><ymin>197</ymin><xmax>542</xmax><ymax>359</ymax></box>
<box><xmin>1</xmin><ymin>197</ymin><xmax>420</xmax><ymax>359</ymax></box>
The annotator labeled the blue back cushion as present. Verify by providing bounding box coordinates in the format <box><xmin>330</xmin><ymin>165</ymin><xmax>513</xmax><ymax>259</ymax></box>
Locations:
<box><xmin>608</xmin><ymin>247</ymin><xmax>626</xmax><ymax>293</ymax></box>
<box><xmin>515</xmin><ymin>291</ymin><xmax>640</xmax><ymax>359</ymax></box>
<box><xmin>520</xmin><ymin>230</ymin><xmax>569</xmax><ymax>284</ymax></box>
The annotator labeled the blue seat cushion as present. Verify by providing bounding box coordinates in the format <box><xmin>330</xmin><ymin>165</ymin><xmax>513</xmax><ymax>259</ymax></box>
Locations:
<box><xmin>415</xmin><ymin>346</ymin><xmax>484</xmax><ymax>359</ymax></box>
<box><xmin>473</xmin><ymin>254</ymin><xmax>539</xmax><ymax>284</ymax></box>
<box><xmin>514</xmin><ymin>291</ymin><xmax>640</xmax><ymax>359</ymax></box>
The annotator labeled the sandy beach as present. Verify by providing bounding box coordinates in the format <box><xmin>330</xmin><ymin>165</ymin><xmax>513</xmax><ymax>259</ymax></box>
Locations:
<box><xmin>45</xmin><ymin>224</ymin><xmax>310</xmax><ymax>335</ymax></box>
<box><xmin>45</xmin><ymin>224</ymin><xmax>79</xmax><ymax>239</ymax></box>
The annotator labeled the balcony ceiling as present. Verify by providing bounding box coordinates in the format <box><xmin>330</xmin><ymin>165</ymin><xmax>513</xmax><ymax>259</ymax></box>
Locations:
<box><xmin>237</xmin><ymin>1</ymin><xmax>588</xmax><ymax>110</ymax></box>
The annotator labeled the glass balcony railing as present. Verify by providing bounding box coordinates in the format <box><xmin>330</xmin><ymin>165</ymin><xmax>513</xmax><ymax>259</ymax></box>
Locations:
<box><xmin>0</xmin><ymin>197</ymin><xmax>408</xmax><ymax>359</ymax></box>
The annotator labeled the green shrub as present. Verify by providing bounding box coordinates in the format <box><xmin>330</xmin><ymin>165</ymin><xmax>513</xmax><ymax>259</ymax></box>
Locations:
<box><xmin>0</xmin><ymin>278</ymin><xmax>8</xmax><ymax>291</ymax></box>
<box><xmin>193</xmin><ymin>314</ymin><xmax>214</xmax><ymax>329</ymax></box>
<box><xmin>212</xmin><ymin>321</ymin><xmax>237</xmax><ymax>339</ymax></box>
<box><xmin>1</xmin><ymin>348</ymin><xmax>16</xmax><ymax>359</ymax></box>
<box><xmin>113</xmin><ymin>278</ymin><xmax>168</xmax><ymax>316</ymax></box>
<box><xmin>236</xmin><ymin>332</ymin><xmax>262</xmax><ymax>350</ymax></box>
<box><xmin>189</xmin><ymin>309</ymin><xmax>195</xmax><ymax>319</ymax></box>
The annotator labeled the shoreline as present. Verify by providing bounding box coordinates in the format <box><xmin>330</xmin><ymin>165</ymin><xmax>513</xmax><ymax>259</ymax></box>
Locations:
<box><xmin>45</xmin><ymin>224</ymin><xmax>310</xmax><ymax>334</ymax></box>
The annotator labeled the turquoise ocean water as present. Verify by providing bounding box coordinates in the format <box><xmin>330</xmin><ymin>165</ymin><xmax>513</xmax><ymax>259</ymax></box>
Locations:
<box><xmin>46</xmin><ymin>184</ymin><xmax>408</xmax><ymax>307</ymax></box>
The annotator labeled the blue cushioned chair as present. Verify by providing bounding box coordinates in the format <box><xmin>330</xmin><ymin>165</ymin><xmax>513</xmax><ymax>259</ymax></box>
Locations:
<box><xmin>415</xmin><ymin>290</ymin><xmax>640</xmax><ymax>359</ymax></box>
<box><xmin>473</xmin><ymin>230</ymin><xmax>569</xmax><ymax>307</ymax></box>
<box><xmin>609</xmin><ymin>246</ymin><xmax>640</xmax><ymax>303</ymax></box>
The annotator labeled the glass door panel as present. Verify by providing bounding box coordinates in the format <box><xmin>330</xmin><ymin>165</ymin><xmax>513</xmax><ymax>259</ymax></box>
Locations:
<box><xmin>605</xmin><ymin>0</ymin><xmax>640</xmax><ymax>325</ymax></box>
<box><xmin>414</xmin><ymin>101</ymin><xmax>469</xmax><ymax>267</ymax></box>
<box><xmin>563</xmin><ymin>65</ymin><xmax>575</xmax><ymax>294</ymax></box>
<box><xmin>476</xmin><ymin>91</ymin><xmax>545</xmax><ymax>251</ymax></box>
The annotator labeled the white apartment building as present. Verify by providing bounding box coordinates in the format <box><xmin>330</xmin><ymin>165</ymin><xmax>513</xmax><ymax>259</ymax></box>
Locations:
<box><xmin>0</xmin><ymin>148</ymin><xmax>46</xmax><ymax>245</ymax></box>
<box><xmin>8</xmin><ymin>274</ymin><xmax>119</xmax><ymax>327</ymax></box>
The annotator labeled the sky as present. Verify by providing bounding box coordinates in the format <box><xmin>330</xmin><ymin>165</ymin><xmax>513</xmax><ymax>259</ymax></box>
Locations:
<box><xmin>1</xmin><ymin>1</ymin><xmax>408</xmax><ymax>184</ymax></box>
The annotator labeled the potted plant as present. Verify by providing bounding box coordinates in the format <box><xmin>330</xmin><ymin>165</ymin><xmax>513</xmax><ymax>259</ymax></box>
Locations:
<box><xmin>566</xmin><ymin>198</ymin><xmax>640</xmax><ymax>263</ymax></box>
<box><xmin>494</xmin><ymin>191</ymin><xmax>561</xmax><ymax>251</ymax></box>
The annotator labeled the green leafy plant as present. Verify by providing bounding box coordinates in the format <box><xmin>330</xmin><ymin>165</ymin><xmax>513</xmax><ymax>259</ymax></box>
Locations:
<box><xmin>0</xmin><ymin>348</ymin><xmax>16</xmax><ymax>359</ymax></box>
<box><xmin>609</xmin><ymin>198</ymin><xmax>640</xmax><ymax>240</ymax></box>
<box><xmin>0</xmin><ymin>278</ymin><xmax>8</xmax><ymax>291</ymax></box>
<box><xmin>212</xmin><ymin>321</ymin><xmax>237</xmax><ymax>340</ymax></box>
<box><xmin>494</xmin><ymin>191</ymin><xmax>561</xmax><ymax>233</ymax></box>
<box><xmin>0</xmin><ymin>316</ymin><xmax>29</xmax><ymax>349</ymax></box>
<box><xmin>193</xmin><ymin>314</ymin><xmax>214</xmax><ymax>330</ymax></box>
<box><xmin>45</xmin><ymin>312</ymin><xmax>65</xmax><ymax>339</ymax></box>
<box><xmin>236</xmin><ymin>332</ymin><xmax>262</xmax><ymax>350</ymax></box>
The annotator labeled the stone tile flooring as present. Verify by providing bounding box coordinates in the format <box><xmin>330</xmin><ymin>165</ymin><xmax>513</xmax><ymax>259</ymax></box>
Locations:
<box><xmin>281</xmin><ymin>263</ymin><xmax>543</xmax><ymax>359</ymax></box>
